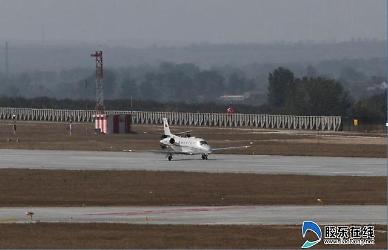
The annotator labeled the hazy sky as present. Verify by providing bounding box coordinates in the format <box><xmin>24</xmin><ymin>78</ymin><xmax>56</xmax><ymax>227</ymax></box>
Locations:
<box><xmin>0</xmin><ymin>0</ymin><xmax>385</xmax><ymax>46</ymax></box>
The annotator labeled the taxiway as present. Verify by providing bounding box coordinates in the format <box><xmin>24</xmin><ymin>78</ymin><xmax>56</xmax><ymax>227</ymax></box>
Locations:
<box><xmin>0</xmin><ymin>149</ymin><xmax>384</xmax><ymax>176</ymax></box>
<box><xmin>0</xmin><ymin>205</ymin><xmax>385</xmax><ymax>225</ymax></box>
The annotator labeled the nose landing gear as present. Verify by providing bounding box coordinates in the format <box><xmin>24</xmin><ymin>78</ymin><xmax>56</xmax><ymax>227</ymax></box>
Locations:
<box><xmin>201</xmin><ymin>154</ymin><xmax>208</xmax><ymax>160</ymax></box>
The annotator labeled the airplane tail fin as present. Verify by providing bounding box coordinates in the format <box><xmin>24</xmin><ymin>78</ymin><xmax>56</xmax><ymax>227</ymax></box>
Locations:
<box><xmin>162</xmin><ymin>118</ymin><xmax>172</xmax><ymax>136</ymax></box>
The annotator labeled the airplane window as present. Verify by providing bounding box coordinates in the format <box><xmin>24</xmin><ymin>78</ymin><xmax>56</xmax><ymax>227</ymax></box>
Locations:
<box><xmin>200</xmin><ymin>141</ymin><xmax>208</xmax><ymax>145</ymax></box>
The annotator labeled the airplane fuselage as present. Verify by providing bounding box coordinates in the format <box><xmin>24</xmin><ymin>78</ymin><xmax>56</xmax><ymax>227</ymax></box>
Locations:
<box><xmin>160</xmin><ymin>135</ymin><xmax>211</xmax><ymax>155</ymax></box>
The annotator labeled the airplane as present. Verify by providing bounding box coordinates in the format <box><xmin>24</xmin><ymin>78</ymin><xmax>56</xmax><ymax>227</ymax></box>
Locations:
<box><xmin>160</xmin><ymin>118</ymin><xmax>249</xmax><ymax>161</ymax></box>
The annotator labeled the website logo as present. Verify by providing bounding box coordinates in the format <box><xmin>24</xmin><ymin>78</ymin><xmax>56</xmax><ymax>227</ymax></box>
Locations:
<box><xmin>301</xmin><ymin>221</ymin><xmax>375</xmax><ymax>248</ymax></box>
<box><xmin>301</xmin><ymin>221</ymin><xmax>322</xmax><ymax>249</ymax></box>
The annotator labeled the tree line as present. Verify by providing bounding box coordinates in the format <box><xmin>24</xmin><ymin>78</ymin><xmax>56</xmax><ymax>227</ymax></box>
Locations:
<box><xmin>0</xmin><ymin>62</ymin><xmax>260</xmax><ymax>103</ymax></box>
<box><xmin>0</xmin><ymin>57</ymin><xmax>386</xmax><ymax>105</ymax></box>
<box><xmin>0</xmin><ymin>96</ymin><xmax>261</xmax><ymax>114</ymax></box>
<box><xmin>266</xmin><ymin>67</ymin><xmax>385</xmax><ymax>123</ymax></box>
<box><xmin>0</xmin><ymin>66</ymin><xmax>385</xmax><ymax>124</ymax></box>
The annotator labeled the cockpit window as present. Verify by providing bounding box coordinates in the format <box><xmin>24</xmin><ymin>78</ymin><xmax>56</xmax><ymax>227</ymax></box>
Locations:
<box><xmin>200</xmin><ymin>140</ymin><xmax>208</xmax><ymax>145</ymax></box>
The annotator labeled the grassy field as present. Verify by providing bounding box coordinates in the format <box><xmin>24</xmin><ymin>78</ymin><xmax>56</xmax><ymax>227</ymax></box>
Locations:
<box><xmin>0</xmin><ymin>121</ymin><xmax>385</xmax><ymax>249</ymax></box>
<box><xmin>0</xmin><ymin>120</ymin><xmax>385</xmax><ymax>157</ymax></box>
<box><xmin>0</xmin><ymin>223</ymin><xmax>385</xmax><ymax>249</ymax></box>
<box><xmin>0</xmin><ymin>169</ymin><xmax>384</xmax><ymax>206</ymax></box>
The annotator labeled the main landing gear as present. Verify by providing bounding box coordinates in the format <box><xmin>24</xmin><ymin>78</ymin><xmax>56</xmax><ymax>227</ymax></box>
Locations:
<box><xmin>201</xmin><ymin>154</ymin><xmax>208</xmax><ymax>160</ymax></box>
<box><xmin>168</xmin><ymin>154</ymin><xmax>173</xmax><ymax>161</ymax></box>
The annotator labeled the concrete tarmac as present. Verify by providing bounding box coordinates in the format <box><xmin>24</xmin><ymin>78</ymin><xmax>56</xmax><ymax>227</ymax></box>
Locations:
<box><xmin>0</xmin><ymin>206</ymin><xmax>385</xmax><ymax>225</ymax></box>
<box><xmin>0</xmin><ymin>149</ymin><xmax>384</xmax><ymax>176</ymax></box>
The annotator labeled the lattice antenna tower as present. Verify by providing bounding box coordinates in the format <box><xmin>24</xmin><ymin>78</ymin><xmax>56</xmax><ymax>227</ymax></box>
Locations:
<box><xmin>90</xmin><ymin>51</ymin><xmax>104</xmax><ymax>112</ymax></box>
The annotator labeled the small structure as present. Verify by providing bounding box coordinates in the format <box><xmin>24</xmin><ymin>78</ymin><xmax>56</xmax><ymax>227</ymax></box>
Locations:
<box><xmin>12</xmin><ymin>114</ymin><xmax>16</xmax><ymax>135</ymax></box>
<box><xmin>94</xmin><ymin>114</ymin><xmax>131</xmax><ymax>134</ymax></box>
<box><xmin>25</xmin><ymin>211</ymin><xmax>34</xmax><ymax>222</ymax></box>
<box><xmin>94</xmin><ymin>113</ymin><xmax>107</xmax><ymax>134</ymax></box>
<box><xmin>226</xmin><ymin>106</ymin><xmax>235</xmax><ymax>114</ymax></box>
<box><xmin>219</xmin><ymin>94</ymin><xmax>246</xmax><ymax>103</ymax></box>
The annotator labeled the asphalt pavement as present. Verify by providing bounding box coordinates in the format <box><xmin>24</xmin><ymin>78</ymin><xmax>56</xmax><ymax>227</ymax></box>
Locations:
<box><xmin>0</xmin><ymin>149</ymin><xmax>384</xmax><ymax>176</ymax></box>
<box><xmin>0</xmin><ymin>205</ymin><xmax>385</xmax><ymax>225</ymax></box>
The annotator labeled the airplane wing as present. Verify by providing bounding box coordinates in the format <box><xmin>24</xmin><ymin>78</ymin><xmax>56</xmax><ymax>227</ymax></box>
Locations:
<box><xmin>123</xmin><ymin>149</ymin><xmax>194</xmax><ymax>155</ymax></box>
<box><xmin>211</xmin><ymin>145</ymin><xmax>250</xmax><ymax>152</ymax></box>
<box><xmin>150</xmin><ymin>150</ymin><xmax>192</xmax><ymax>155</ymax></box>
<box><xmin>175</xmin><ymin>130</ymin><xmax>192</xmax><ymax>135</ymax></box>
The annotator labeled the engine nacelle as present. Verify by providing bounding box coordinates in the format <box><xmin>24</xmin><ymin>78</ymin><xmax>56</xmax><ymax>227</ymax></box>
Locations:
<box><xmin>169</xmin><ymin>138</ymin><xmax>175</xmax><ymax>144</ymax></box>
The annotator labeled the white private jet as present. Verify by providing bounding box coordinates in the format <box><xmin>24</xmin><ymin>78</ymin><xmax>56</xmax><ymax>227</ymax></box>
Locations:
<box><xmin>160</xmin><ymin>118</ymin><xmax>249</xmax><ymax>161</ymax></box>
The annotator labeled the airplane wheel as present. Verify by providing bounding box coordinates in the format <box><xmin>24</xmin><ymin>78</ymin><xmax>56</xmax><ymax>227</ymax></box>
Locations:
<box><xmin>201</xmin><ymin>154</ymin><xmax>208</xmax><ymax>160</ymax></box>
<box><xmin>168</xmin><ymin>155</ymin><xmax>173</xmax><ymax>161</ymax></box>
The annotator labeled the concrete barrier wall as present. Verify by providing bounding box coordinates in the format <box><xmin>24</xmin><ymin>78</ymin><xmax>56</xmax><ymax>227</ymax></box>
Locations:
<box><xmin>0</xmin><ymin>107</ymin><xmax>342</xmax><ymax>131</ymax></box>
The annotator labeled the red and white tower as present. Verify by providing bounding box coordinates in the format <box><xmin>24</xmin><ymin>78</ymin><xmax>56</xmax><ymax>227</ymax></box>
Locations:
<box><xmin>90</xmin><ymin>50</ymin><xmax>104</xmax><ymax>113</ymax></box>
<box><xmin>91</xmin><ymin>50</ymin><xmax>107</xmax><ymax>134</ymax></box>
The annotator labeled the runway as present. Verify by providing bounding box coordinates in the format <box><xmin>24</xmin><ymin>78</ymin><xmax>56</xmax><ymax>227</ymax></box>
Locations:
<box><xmin>0</xmin><ymin>206</ymin><xmax>385</xmax><ymax>225</ymax></box>
<box><xmin>0</xmin><ymin>149</ymin><xmax>384</xmax><ymax>176</ymax></box>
